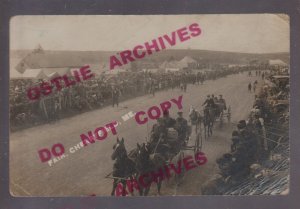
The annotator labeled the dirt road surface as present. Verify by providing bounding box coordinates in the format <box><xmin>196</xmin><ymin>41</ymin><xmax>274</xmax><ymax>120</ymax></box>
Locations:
<box><xmin>10</xmin><ymin>73</ymin><xmax>261</xmax><ymax>196</ymax></box>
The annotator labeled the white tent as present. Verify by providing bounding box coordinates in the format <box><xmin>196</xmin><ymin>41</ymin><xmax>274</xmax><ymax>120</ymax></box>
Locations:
<box><xmin>43</xmin><ymin>68</ymin><xmax>71</xmax><ymax>77</ymax></box>
<box><xmin>46</xmin><ymin>71</ymin><xmax>61</xmax><ymax>79</ymax></box>
<box><xmin>180</xmin><ymin>56</ymin><xmax>197</xmax><ymax>63</ymax></box>
<box><xmin>22</xmin><ymin>69</ymin><xmax>47</xmax><ymax>79</ymax></box>
<box><xmin>165</xmin><ymin>68</ymin><xmax>180</xmax><ymax>72</ymax></box>
<box><xmin>269</xmin><ymin>59</ymin><xmax>287</xmax><ymax>66</ymax></box>
<box><xmin>159</xmin><ymin>60</ymin><xmax>183</xmax><ymax>69</ymax></box>
<box><xmin>177</xmin><ymin>56</ymin><xmax>198</xmax><ymax>68</ymax></box>
<box><xmin>104</xmin><ymin>68</ymin><xmax>127</xmax><ymax>75</ymax></box>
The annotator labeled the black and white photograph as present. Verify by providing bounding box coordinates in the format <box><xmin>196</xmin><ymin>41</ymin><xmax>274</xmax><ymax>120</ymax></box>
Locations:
<box><xmin>9</xmin><ymin>14</ymin><xmax>290</xmax><ymax>197</ymax></box>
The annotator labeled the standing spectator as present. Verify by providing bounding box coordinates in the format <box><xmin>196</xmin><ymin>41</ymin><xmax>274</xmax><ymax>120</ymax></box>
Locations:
<box><xmin>149</xmin><ymin>78</ymin><xmax>156</xmax><ymax>96</ymax></box>
<box><xmin>253</xmin><ymin>80</ymin><xmax>258</xmax><ymax>93</ymax></box>
<box><xmin>112</xmin><ymin>85</ymin><xmax>120</xmax><ymax>107</ymax></box>
<box><xmin>248</xmin><ymin>82</ymin><xmax>252</xmax><ymax>92</ymax></box>
<box><xmin>54</xmin><ymin>97</ymin><xmax>61</xmax><ymax>120</ymax></box>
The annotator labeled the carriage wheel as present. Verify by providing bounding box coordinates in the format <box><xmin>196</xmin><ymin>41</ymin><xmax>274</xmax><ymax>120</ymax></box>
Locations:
<box><xmin>227</xmin><ymin>113</ymin><xmax>231</xmax><ymax>122</ymax></box>
<box><xmin>227</xmin><ymin>106</ymin><xmax>231</xmax><ymax>122</ymax></box>
<box><xmin>200</xmin><ymin>130</ymin><xmax>203</xmax><ymax>150</ymax></box>
<box><xmin>194</xmin><ymin>133</ymin><xmax>199</xmax><ymax>153</ymax></box>
<box><xmin>198</xmin><ymin>132</ymin><xmax>203</xmax><ymax>152</ymax></box>
<box><xmin>204</xmin><ymin>125</ymin><xmax>208</xmax><ymax>140</ymax></box>
<box><xmin>194</xmin><ymin>125</ymin><xmax>203</xmax><ymax>153</ymax></box>
<box><xmin>219</xmin><ymin>112</ymin><xmax>224</xmax><ymax>127</ymax></box>
<box><xmin>194</xmin><ymin>122</ymin><xmax>199</xmax><ymax>151</ymax></box>
<box><xmin>175</xmin><ymin>151</ymin><xmax>185</xmax><ymax>184</ymax></box>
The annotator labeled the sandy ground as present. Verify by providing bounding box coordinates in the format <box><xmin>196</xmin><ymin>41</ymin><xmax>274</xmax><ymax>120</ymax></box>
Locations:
<box><xmin>10</xmin><ymin>73</ymin><xmax>261</xmax><ymax>196</ymax></box>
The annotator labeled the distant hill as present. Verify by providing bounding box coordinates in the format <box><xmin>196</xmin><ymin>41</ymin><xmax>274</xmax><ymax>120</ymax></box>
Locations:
<box><xmin>10</xmin><ymin>49</ymin><xmax>290</xmax><ymax>70</ymax></box>
<box><xmin>148</xmin><ymin>49</ymin><xmax>289</xmax><ymax>65</ymax></box>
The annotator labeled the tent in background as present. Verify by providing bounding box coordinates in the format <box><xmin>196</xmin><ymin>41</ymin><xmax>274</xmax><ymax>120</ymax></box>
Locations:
<box><xmin>104</xmin><ymin>68</ymin><xmax>127</xmax><ymax>75</ymax></box>
<box><xmin>165</xmin><ymin>68</ymin><xmax>180</xmax><ymax>72</ymax></box>
<box><xmin>269</xmin><ymin>59</ymin><xmax>288</xmax><ymax>66</ymax></box>
<box><xmin>178</xmin><ymin>56</ymin><xmax>198</xmax><ymax>68</ymax></box>
<box><xmin>46</xmin><ymin>71</ymin><xmax>61</xmax><ymax>79</ymax></box>
<box><xmin>22</xmin><ymin>69</ymin><xmax>47</xmax><ymax>79</ymax></box>
<box><xmin>43</xmin><ymin>68</ymin><xmax>71</xmax><ymax>78</ymax></box>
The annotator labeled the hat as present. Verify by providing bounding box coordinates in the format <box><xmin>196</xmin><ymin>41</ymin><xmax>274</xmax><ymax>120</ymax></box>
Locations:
<box><xmin>177</xmin><ymin>111</ymin><xmax>183</xmax><ymax>115</ymax></box>
<box><xmin>219</xmin><ymin>94</ymin><xmax>223</xmax><ymax>97</ymax></box>
<box><xmin>207</xmin><ymin>95</ymin><xmax>210</xmax><ymax>97</ymax></box>
<box><xmin>237</xmin><ymin>120</ymin><xmax>246</xmax><ymax>129</ymax></box>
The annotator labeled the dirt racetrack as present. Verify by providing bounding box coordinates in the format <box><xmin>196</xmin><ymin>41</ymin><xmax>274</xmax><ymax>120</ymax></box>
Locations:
<box><xmin>10</xmin><ymin>72</ymin><xmax>261</xmax><ymax>196</ymax></box>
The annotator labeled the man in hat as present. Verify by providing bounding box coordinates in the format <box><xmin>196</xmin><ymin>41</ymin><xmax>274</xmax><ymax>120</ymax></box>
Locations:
<box><xmin>149</xmin><ymin>118</ymin><xmax>174</xmax><ymax>158</ymax></box>
<box><xmin>212</xmin><ymin>94</ymin><xmax>218</xmax><ymax>103</ymax></box>
<box><xmin>237</xmin><ymin>120</ymin><xmax>258</xmax><ymax>163</ymax></box>
<box><xmin>248</xmin><ymin>82</ymin><xmax>252</xmax><ymax>92</ymax></box>
<box><xmin>230</xmin><ymin>130</ymin><xmax>241</xmax><ymax>152</ymax></box>
<box><xmin>162</xmin><ymin>110</ymin><xmax>176</xmax><ymax>128</ymax></box>
<box><xmin>175</xmin><ymin>111</ymin><xmax>188</xmax><ymax>143</ymax></box>
<box><xmin>150</xmin><ymin>118</ymin><xmax>167</xmax><ymax>147</ymax></box>
<box><xmin>202</xmin><ymin>95</ymin><xmax>215</xmax><ymax>108</ymax></box>
<box><xmin>252</xmin><ymin>113</ymin><xmax>268</xmax><ymax>160</ymax></box>
<box><xmin>111</xmin><ymin>85</ymin><xmax>120</xmax><ymax>107</ymax></box>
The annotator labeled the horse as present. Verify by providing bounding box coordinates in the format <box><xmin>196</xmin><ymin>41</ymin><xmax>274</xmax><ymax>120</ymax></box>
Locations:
<box><xmin>203</xmin><ymin>106</ymin><xmax>215</xmax><ymax>138</ymax></box>
<box><xmin>111</xmin><ymin>137</ymin><xmax>136</xmax><ymax>196</ymax></box>
<box><xmin>189</xmin><ymin>106</ymin><xmax>203</xmax><ymax>134</ymax></box>
<box><xmin>135</xmin><ymin>142</ymin><xmax>166</xmax><ymax>196</ymax></box>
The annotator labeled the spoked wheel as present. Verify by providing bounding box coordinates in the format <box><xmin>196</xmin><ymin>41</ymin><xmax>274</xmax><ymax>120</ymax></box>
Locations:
<box><xmin>194</xmin><ymin>132</ymin><xmax>202</xmax><ymax>153</ymax></box>
<box><xmin>194</xmin><ymin>133</ymin><xmax>199</xmax><ymax>153</ymax></box>
<box><xmin>227</xmin><ymin>106</ymin><xmax>231</xmax><ymax>122</ymax></box>
<box><xmin>204</xmin><ymin>124</ymin><xmax>208</xmax><ymax>140</ymax></box>
<box><xmin>194</xmin><ymin>121</ymin><xmax>203</xmax><ymax>153</ymax></box>
<box><xmin>219</xmin><ymin>111</ymin><xmax>224</xmax><ymax>127</ymax></box>
<box><xmin>175</xmin><ymin>151</ymin><xmax>185</xmax><ymax>185</ymax></box>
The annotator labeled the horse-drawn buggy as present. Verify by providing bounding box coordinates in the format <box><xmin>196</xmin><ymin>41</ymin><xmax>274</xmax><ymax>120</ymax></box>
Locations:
<box><xmin>214</xmin><ymin>102</ymin><xmax>231</xmax><ymax>125</ymax></box>
<box><xmin>106</xmin><ymin>116</ymin><xmax>203</xmax><ymax>196</ymax></box>
<box><xmin>189</xmin><ymin>97</ymin><xmax>231</xmax><ymax>139</ymax></box>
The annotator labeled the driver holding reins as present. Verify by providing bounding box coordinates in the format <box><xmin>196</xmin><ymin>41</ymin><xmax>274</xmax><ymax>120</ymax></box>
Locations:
<box><xmin>202</xmin><ymin>94</ymin><xmax>215</xmax><ymax>108</ymax></box>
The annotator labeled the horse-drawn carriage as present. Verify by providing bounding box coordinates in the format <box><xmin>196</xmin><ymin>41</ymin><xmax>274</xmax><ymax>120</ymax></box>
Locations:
<box><xmin>214</xmin><ymin>102</ymin><xmax>231</xmax><ymax>125</ymax></box>
<box><xmin>189</xmin><ymin>100</ymin><xmax>231</xmax><ymax>139</ymax></box>
<box><xmin>106</xmin><ymin>119</ymin><xmax>203</xmax><ymax>196</ymax></box>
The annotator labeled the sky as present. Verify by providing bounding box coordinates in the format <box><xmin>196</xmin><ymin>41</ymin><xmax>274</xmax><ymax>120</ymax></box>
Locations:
<box><xmin>10</xmin><ymin>14</ymin><xmax>289</xmax><ymax>53</ymax></box>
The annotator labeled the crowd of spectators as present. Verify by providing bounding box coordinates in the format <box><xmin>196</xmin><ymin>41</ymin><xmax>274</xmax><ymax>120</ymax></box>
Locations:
<box><xmin>9</xmin><ymin>65</ymin><xmax>257</xmax><ymax>131</ymax></box>
<box><xmin>202</xmin><ymin>67</ymin><xmax>289</xmax><ymax>195</ymax></box>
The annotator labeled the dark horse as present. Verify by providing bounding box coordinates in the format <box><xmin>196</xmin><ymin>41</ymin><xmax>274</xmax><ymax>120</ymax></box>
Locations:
<box><xmin>135</xmin><ymin>142</ymin><xmax>166</xmax><ymax>196</ymax></box>
<box><xmin>111</xmin><ymin>137</ymin><xmax>136</xmax><ymax>196</ymax></box>
<box><xmin>203</xmin><ymin>107</ymin><xmax>215</xmax><ymax>138</ymax></box>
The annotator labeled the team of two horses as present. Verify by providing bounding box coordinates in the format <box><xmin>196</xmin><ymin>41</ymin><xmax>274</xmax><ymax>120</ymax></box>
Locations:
<box><xmin>110</xmin><ymin>105</ymin><xmax>222</xmax><ymax>196</ymax></box>
<box><xmin>189</xmin><ymin>101</ymin><xmax>229</xmax><ymax>138</ymax></box>
<box><xmin>111</xmin><ymin>138</ymin><xmax>166</xmax><ymax>196</ymax></box>
<box><xmin>189</xmin><ymin>105</ymin><xmax>215</xmax><ymax>138</ymax></box>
